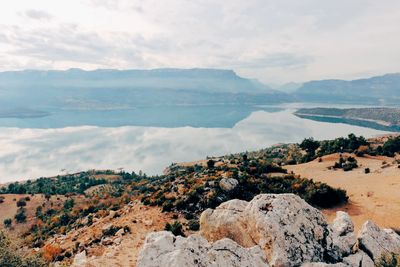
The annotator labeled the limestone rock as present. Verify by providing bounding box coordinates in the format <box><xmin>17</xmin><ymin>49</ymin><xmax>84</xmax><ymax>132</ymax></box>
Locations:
<box><xmin>331</xmin><ymin>211</ymin><xmax>357</xmax><ymax>257</ymax></box>
<box><xmin>136</xmin><ymin>231</ymin><xmax>269</xmax><ymax>267</ymax></box>
<box><xmin>200</xmin><ymin>194</ymin><xmax>339</xmax><ymax>267</ymax></box>
<box><xmin>358</xmin><ymin>220</ymin><xmax>400</xmax><ymax>263</ymax></box>
<box><xmin>332</xmin><ymin>211</ymin><xmax>354</xmax><ymax>235</ymax></box>
<box><xmin>71</xmin><ymin>251</ymin><xmax>87</xmax><ymax>267</ymax></box>
<box><xmin>342</xmin><ymin>251</ymin><xmax>374</xmax><ymax>267</ymax></box>
<box><xmin>301</xmin><ymin>263</ymin><xmax>347</xmax><ymax>267</ymax></box>
<box><xmin>219</xmin><ymin>178</ymin><xmax>238</xmax><ymax>191</ymax></box>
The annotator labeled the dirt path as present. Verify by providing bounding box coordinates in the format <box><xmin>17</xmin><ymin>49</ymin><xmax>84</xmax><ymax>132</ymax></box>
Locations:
<box><xmin>285</xmin><ymin>154</ymin><xmax>400</xmax><ymax>231</ymax></box>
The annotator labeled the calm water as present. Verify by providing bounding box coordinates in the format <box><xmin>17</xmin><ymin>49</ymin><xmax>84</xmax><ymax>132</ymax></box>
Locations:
<box><xmin>0</xmin><ymin>105</ymin><xmax>389</xmax><ymax>183</ymax></box>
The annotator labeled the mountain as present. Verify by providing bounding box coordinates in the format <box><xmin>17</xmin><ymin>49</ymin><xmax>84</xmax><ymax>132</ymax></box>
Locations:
<box><xmin>294</xmin><ymin>107</ymin><xmax>400</xmax><ymax>132</ymax></box>
<box><xmin>0</xmin><ymin>68</ymin><xmax>289</xmax><ymax>109</ymax></box>
<box><xmin>273</xmin><ymin>82</ymin><xmax>303</xmax><ymax>93</ymax></box>
<box><xmin>293</xmin><ymin>73</ymin><xmax>400</xmax><ymax>105</ymax></box>
<box><xmin>0</xmin><ymin>68</ymin><xmax>275</xmax><ymax>94</ymax></box>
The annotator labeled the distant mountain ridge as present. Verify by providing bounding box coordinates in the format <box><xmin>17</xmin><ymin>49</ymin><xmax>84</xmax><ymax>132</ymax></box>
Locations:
<box><xmin>0</xmin><ymin>68</ymin><xmax>274</xmax><ymax>94</ymax></box>
<box><xmin>293</xmin><ymin>73</ymin><xmax>400</xmax><ymax>105</ymax></box>
<box><xmin>0</xmin><ymin>68</ymin><xmax>291</xmax><ymax>128</ymax></box>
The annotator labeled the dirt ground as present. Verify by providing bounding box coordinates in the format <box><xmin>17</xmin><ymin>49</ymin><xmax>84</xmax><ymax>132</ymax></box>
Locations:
<box><xmin>285</xmin><ymin>153</ymin><xmax>400</xmax><ymax>231</ymax></box>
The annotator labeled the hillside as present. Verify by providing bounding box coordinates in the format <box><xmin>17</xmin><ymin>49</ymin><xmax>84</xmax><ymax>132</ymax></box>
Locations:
<box><xmin>0</xmin><ymin>134</ymin><xmax>399</xmax><ymax>266</ymax></box>
<box><xmin>295</xmin><ymin>107</ymin><xmax>400</xmax><ymax>132</ymax></box>
<box><xmin>293</xmin><ymin>73</ymin><xmax>400</xmax><ymax>104</ymax></box>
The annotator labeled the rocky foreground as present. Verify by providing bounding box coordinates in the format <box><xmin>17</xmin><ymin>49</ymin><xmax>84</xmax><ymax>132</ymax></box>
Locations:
<box><xmin>136</xmin><ymin>194</ymin><xmax>400</xmax><ymax>267</ymax></box>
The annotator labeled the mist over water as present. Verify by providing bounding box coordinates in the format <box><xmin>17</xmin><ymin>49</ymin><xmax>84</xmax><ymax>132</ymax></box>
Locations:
<box><xmin>0</xmin><ymin>109</ymin><xmax>388</xmax><ymax>183</ymax></box>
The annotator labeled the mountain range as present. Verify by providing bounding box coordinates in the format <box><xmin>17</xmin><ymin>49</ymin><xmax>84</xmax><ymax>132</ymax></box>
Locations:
<box><xmin>293</xmin><ymin>73</ymin><xmax>400</xmax><ymax>105</ymax></box>
<box><xmin>1</xmin><ymin>68</ymin><xmax>400</xmax><ymax>108</ymax></box>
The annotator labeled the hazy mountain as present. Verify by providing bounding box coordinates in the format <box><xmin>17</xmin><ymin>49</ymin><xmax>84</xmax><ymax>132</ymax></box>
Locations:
<box><xmin>274</xmin><ymin>82</ymin><xmax>303</xmax><ymax>93</ymax></box>
<box><xmin>293</xmin><ymin>73</ymin><xmax>400</xmax><ymax>105</ymax></box>
<box><xmin>0</xmin><ymin>68</ymin><xmax>289</xmax><ymax>110</ymax></box>
<box><xmin>0</xmin><ymin>68</ymin><xmax>290</xmax><ymax>127</ymax></box>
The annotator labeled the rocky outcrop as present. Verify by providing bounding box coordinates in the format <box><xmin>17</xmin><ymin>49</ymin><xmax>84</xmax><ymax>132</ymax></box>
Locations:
<box><xmin>137</xmin><ymin>193</ymin><xmax>399</xmax><ymax>267</ymax></box>
<box><xmin>136</xmin><ymin>231</ymin><xmax>269</xmax><ymax>267</ymax></box>
<box><xmin>71</xmin><ymin>251</ymin><xmax>87</xmax><ymax>267</ymax></box>
<box><xmin>219</xmin><ymin>178</ymin><xmax>238</xmax><ymax>191</ymax></box>
<box><xmin>357</xmin><ymin>220</ymin><xmax>400</xmax><ymax>263</ymax></box>
<box><xmin>200</xmin><ymin>194</ymin><xmax>339</xmax><ymax>266</ymax></box>
<box><xmin>331</xmin><ymin>211</ymin><xmax>357</xmax><ymax>257</ymax></box>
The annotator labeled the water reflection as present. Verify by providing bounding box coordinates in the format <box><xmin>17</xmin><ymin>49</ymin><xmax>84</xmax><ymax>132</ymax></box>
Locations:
<box><xmin>0</xmin><ymin>110</ymin><xmax>388</xmax><ymax>183</ymax></box>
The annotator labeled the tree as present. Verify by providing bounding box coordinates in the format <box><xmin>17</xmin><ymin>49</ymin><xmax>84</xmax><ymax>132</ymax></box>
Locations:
<box><xmin>63</xmin><ymin>199</ymin><xmax>74</xmax><ymax>210</ymax></box>
<box><xmin>382</xmin><ymin>136</ymin><xmax>400</xmax><ymax>156</ymax></box>
<box><xmin>15</xmin><ymin>209</ymin><xmax>27</xmax><ymax>223</ymax></box>
<box><xmin>300</xmin><ymin>138</ymin><xmax>320</xmax><ymax>153</ymax></box>
<box><xmin>207</xmin><ymin>159</ymin><xmax>215</xmax><ymax>169</ymax></box>
<box><xmin>16</xmin><ymin>199</ymin><xmax>26</xmax><ymax>208</ymax></box>
<box><xmin>3</xmin><ymin>218</ymin><xmax>12</xmax><ymax>228</ymax></box>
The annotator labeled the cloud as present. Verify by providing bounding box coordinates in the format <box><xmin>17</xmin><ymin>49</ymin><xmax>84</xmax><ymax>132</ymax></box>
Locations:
<box><xmin>22</xmin><ymin>9</ymin><xmax>53</xmax><ymax>20</ymax></box>
<box><xmin>0</xmin><ymin>1</ymin><xmax>400</xmax><ymax>83</ymax></box>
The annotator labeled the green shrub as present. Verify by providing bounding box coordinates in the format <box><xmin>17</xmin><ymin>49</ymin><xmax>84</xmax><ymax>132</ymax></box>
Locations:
<box><xmin>188</xmin><ymin>219</ymin><xmax>200</xmax><ymax>231</ymax></box>
<box><xmin>165</xmin><ymin>221</ymin><xmax>185</xmax><ymax>236</ymax></box>
<box><xmin>15</xmin><ymin>208</ymin><xmax>27</xmax><ymax>223</ymax></box>
<box><xmin>3</xmin><ymin>218</ymin><xmax>12</xmax><ymax>228</ymax></box>
<box><xmin>382</xmin><ymin>137</ymin><xmax>400</xmax><ymax>156</ymax></box>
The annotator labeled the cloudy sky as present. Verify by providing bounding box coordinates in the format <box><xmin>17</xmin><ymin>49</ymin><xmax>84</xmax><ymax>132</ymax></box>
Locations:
<box><xmin>0</xmin><ymin>0</ymin><xmax>400</xmax><ymax>84</ymax></box>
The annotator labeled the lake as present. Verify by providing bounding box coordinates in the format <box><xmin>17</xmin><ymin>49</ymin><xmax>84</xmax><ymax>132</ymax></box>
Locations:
<box><xmin>0</xmin><ymin>104</ymin><xmax>390</xmax><ymax>183</ymax></box>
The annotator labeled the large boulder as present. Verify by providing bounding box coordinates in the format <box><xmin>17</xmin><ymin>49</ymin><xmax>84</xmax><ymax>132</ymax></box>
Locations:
<box><xmin>331</xmin><ymin>211</ymin><xmax>357</xmax><ymax>257</ymax></box>
<box><xmin>200</xmin><ymin>194</ymin><xmax>339</xmax><ymax>267</ymax></box>
<box><xmin>219</xmin><ymin>178</ymin><xmax>239</xmax><ymax>191</ymax></box>
<box><xmin>357</xmin><ymin>220</ymin><xmax>400</xmax><ymax>263</ymax></box>
<box><xmin>136</xmin><ymin>231</ymin><xmax>269</xmax><ymax>267</ymax></box>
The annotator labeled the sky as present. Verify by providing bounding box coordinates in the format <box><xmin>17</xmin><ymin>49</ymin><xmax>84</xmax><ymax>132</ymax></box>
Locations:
<box><xmin>0</xmin><ymin>0</ymin><xmax>400</xmax><ymax>84</ymax></box>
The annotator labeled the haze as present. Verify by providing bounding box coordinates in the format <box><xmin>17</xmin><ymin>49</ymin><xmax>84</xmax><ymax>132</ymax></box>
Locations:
<box><xmin>1</xmin><ymin>0</ymin><xmax>400</xmax><ymax>84</ymax></box>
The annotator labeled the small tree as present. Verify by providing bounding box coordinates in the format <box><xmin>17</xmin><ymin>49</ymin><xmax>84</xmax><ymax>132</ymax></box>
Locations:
<box><xmin>15</xmin><ymin>209</ymin><xmax>27</xmax><ymax>223</ymax></box>
<box><xmin>3</xmin><ymin>218</ymin><xmax>12</xmax><ymax>228</ymax></box>
<box><xmin>16</xmin><ymin>199</ymin><xmax>26</xmax><ymax>208</ymax></box>
<box><xmin>300</xmin><ymin>138</ymin><xmax>320</xmax><ymax>153</ymax></box>
<box><xmin>207</xmin><ymin>159</ymin><xmax>215</xmax><ymax>169</ymax></box>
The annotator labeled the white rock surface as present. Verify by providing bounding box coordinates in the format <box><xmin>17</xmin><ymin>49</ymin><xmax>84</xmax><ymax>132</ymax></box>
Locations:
<box><xmin>357</xmin><ymin>220</ymin><xmax>400</xmax><ymax>263</ymax></box>
<box><xmin>331</xmin><ymin>211</ymin><xmax>357</xmax><ymax>257</ymax></box>
<box><xmin>200</xmin><ymin>194</ymin><xmax>339</xmax><ymax>267</ymax></box>
<box><xmin>71</xmin><ymin>251</ymin><xmax>87</xmax><ymax>267</ymax></box>
<box><xmin>342</xmin><ymin>251</ymin><xmax>374</xmax><ymax>267</ymax></box>
<box><xmin>219</xmin><ymin>178</ymin><xmax>239</xmax><ymax>191</ymax></box>
<box><xmin>136</xmin><ymin>231</ymin><xmax>269</xmax><ymax>267</ymax></box>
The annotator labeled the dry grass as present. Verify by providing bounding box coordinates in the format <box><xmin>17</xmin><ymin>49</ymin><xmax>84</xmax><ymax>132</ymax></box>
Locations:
<box><xmin>286</xmin><ymin>153</ymin><xmax>400</xmax><ymax>231</ymax></box>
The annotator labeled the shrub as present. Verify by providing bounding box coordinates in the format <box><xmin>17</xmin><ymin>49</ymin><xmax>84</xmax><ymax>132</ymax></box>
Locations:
<box><xmin>165</xmin><ymin>221</ymin><xmax>185</xmax><ymax>236</ymax></box>
<box><xmin>207</xmin><ymin>159</ymin><xmax>215</xmax><ymax>169</ymax></box>
<box><xmin>16</xmin><ymin>199</ymin><xmax>27</xmax><ymax>208</ymax></box>
<box><xmin>3</xmin><ymin>218</ymin><xmax>12</xmax><ymax>228</ymax></box>
<box><xmin>0</xmin><ymin>231</ymin><xmax>46</xmax><ymax>267</ymax></box>
<box><xmin>382</xmin><ymin>136</ymin><xmax>400</xmax><ymax>156</ymax></box>
<box><xmin>63</xmin><ymin>199</ymin><xmax>75</xmax><ymax>210</ymax></box>
<box><xmin>188</xmin><ymin>219</ymin><xmax>200</xmax><ymax>231</ymax></box>
<box><xmin>15</xmin><ymin>209</ymin><xmax>27</xmax><ymax>223</ymax></box>
<box><xmin>102</xmin><ymin>226</ymin><xmax>121</xmax><ymax>237</ymax></box>
<box><xmin>42</xmin><ymin>244</ymin><xmax>62</xmax><ymax>262</ymax></box>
